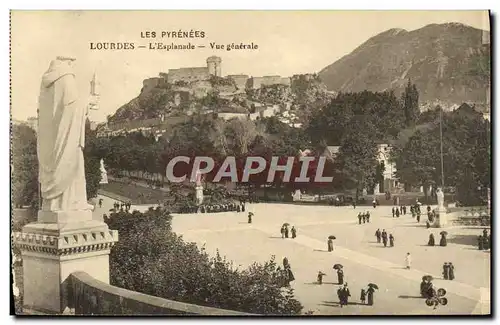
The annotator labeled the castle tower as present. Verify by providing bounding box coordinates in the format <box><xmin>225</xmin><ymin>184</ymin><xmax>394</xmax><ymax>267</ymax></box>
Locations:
<box><xmin>207</xmin><ymin>56</ymin><xmax>222</xmax><ymax>77</ymax></box>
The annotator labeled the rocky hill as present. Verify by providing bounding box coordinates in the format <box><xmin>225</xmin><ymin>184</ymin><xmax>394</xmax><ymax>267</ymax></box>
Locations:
<box><xmin>319</xmin><ymin>23</ymin><xmax>490</xmax><ymax>107</ymax></box>
<box><xmin>107</xmin><ymin>74</ymin><xmax>333</xmax><ymax>125</ymax></box>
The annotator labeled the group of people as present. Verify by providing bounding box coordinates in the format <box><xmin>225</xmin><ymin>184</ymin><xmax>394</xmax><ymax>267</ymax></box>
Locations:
<box><xmin>410</xmin><ymin>204</ymin><xmax>423</xmax><ymax>222</ymax></box>
<box><xmin>392</xmin><ymin>205</ymin><xmax>407</xmax><ymax>218</ymax></box>
<box><xmin>427</xmin><ymin>232</ymin><xmax>448</xmax><ymax>247</ymax></box>
<box><xmin>357</xmin><ymin>212</ymin><xmax>371</xmax><ymax>224</ymax></box>
<box><xmin>442</xmin><ymin>263</ymin><xmax>455</xmax><ymax>280</ymax></box>
<box><xmin>113</xmin><ymin>201</ymin><xmax>132</xmax><ymax>211</ymax></box>
<box><xmin>375</xmin><ymin>229</ymin><xmax>395</xmax><ymax>247</ymax></box>
<box><xmin>360</xmin><ymin>286</ymin><xmax>376</xmax><ymax>305</ymax></box>
<box><xmin>199</xmin><ymin>202</ymin><xmax>246</xmax><ymax>214</ymax></box>
<box><xmin>478</xmin><ymin>229</ymin><xmax>491</xmax><ymax>250</ymax></box>
<box><xmin>280</xmin><ymin>224</ymin><xmax>297</xmax><ymax>239</ymax></box>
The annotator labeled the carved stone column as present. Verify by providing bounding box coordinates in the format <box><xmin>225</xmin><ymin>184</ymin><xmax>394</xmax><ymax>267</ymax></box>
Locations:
<box><xmin>14</xmin><ymin>212</ymin><xmax>118</xmax><ymax>314</ymax></box>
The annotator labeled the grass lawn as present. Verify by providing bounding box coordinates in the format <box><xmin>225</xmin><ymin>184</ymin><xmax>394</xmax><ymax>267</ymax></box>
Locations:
<box><xmin>99</xmin><ymin>181</ymin><xmax>168</xmax><ymax>205</ymax></box>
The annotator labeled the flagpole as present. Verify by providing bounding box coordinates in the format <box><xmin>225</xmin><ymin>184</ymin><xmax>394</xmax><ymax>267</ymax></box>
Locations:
<box><xmin>439</xmin><ymin>108</ymin><xmax>445</xmax><ymax>189</ymax></box>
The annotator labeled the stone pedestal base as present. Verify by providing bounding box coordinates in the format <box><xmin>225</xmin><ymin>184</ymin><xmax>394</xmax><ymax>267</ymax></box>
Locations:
<box><xmin>195</xmin><ymin>186</ymin><xmax>204</xmax><ymax>205</ymax></box>
<box><xmin>14</xmin><ymin>215</ymin><xmax>118</xmax><ymax>314</ymax></box>
<box><xmin>436</xmin><ymin>208</ymin><xmax>448</xmax><ymax>228</ymax></box>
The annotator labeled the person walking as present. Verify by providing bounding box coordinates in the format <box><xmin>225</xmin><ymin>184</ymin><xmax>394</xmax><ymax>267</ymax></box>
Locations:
<box><xmin>478</xmin><ymin>235</ymin><xmax>484</xmax><ymax>250</ymax></box>
<box><xmin>360</xmin><ymin>288</ymin><xmax>366</xmax><ymax>304</ymax></box>
<box><xmin>247</xmin><ymin>212</ymin><xmax>253</xmax><ymax>224</ymax></box>
<box><xmin>396</xmin><ymin>208</ymin><xmax>400</xmax><ymax>218</ymax></box>
<box><xmin>405</xmin><ymin>252</ymin><xmax>412</xmax><ymax>269</ymax></box>
<box><xmin>284</xmin><ymin>225</ymin><xmax>289</xmax><ymax>238</ymax></box>
<box><xmin>337</xmin><ymin>268</ymin><xmax>344</xmax><ymax>285</ymax></box>
<box><xmin>327</xmin><ymin>238</ymin><xmax>334</xmax><ymax>252</ymax></box>
<box><xmin>442</xmin><ymin>263</ymin><xmax>449</xmax><ymax>280</ymax></box>
<box><xmin>375</xmin><ymin>229</ymin><xmax>381</xmax><ymax>243</ymax></box>
<box><xmin>382</xmin><ymin>229</ymin><xmax>388</xmax><ymax>247</ymax></box>
<box><xmin>317</xmin><ymin>271</ymin><xmax>326</xmax><ymax>285</ymax></box>
<box><xmin>482</xmin><ymin>234</ymin><xmax>489</xmax><ymax>250</ymax></box>
<box><xmin>392</xmin><ymin>207</ymin><xmax>395</xmax><ymax>218</ymax></box>
<box><xmin>366</xmin><ymin>212</ymin><xmax>371</xmax><ymax>223</ymax></box>
<box><xmin>358</xmin><ymin>213</ymin><xmax>362</xmax><ymax>225</ymax></box>
<box><xmin>389</xmin><ymin>234</ymin><xmax>395</xmax><ymax>247</ymax></box>
<box><xmin>366</xmin><ymin>286</ymin><xmax>376</xmax><ymax>306</ymax></box>
<box><xmin>291</xmin><ymin>226</ymin><xmax>297</xmax><ymax>239</ymax></box>
<box><xmin>448</xmin><ymin>262</ymin><xmax>455</xmax><ymax>280</ymax></box>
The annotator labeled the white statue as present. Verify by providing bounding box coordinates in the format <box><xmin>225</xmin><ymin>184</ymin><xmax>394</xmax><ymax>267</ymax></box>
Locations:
<box><xmin>436</xmin><ymin>187</ymin><xmax>445</xmax><ymax>210</ymax></box>
<box><xmin>99</xmin><ymin>159</ymin><xmax>108</xmax><ymax>184</ymax></box>
<box><xmin>195</xmin><ymin>169</ymin><xmax>204</xmax><ymax>205</ymax></box>
<box><xmin>37</xmin><ymin>56</ymin><xmax>90</xmax><ymax>212</ymax></box>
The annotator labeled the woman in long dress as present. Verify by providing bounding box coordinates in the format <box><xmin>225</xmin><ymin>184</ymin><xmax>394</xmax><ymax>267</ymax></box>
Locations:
<box><xmin>328</xmin><ymin>238</ymin><xmax>334</xmax><ymax>252</ymax></box>
<box><xmin>448</xmin><ymin>262</ymin><xmax>455</xmax><ymax>280</ymax></box>
<box><xmin>366</xmin><ymin>287</ymin><xmax>375</xmax><ymax>305</ymax></box>
<box><xmin>440</xmin><ymin>233</ymin><xmax>447</xmax><ymax>247</ymax></box>
<box><xmin>405</xmin><ymin>253</ymin><xmax>412</xmax><ymax>269</ymax></box>
<box><xmin>337</xmin><ymin>268</ymin><xmax>344</xmax><ymax>285</ymax></box>
<box><xmin>428</xmin><ymin>233</ymin><xmax>435</xmax><ymax>246</ymax></box>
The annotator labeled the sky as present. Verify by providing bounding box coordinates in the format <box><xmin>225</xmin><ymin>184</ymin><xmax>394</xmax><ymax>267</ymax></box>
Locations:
<box><xmin>10</xmin><ymin>10</ymin><xmax>489</xmax><ymax>122</ymax></box>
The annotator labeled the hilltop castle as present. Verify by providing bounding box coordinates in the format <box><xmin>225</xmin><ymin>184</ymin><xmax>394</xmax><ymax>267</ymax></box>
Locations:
<box><xmin>142</xmin><ymin>56</ymin><xmax>291</xmax><ymax>92</ymax></box>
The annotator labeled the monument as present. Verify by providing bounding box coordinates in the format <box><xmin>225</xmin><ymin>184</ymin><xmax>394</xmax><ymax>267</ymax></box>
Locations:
<box><xmin>99</xmin><ymin>159</ymin><xmax>108</xmax><ymax>184</ymax></box>
<box><xmin>195</xmin><ymin>169</ymin><xmax>204</xmax><ymax>205</ymax></box>
<box><xmin>292</xmin><ymin>189</ymin><xmax>302</xmax><ymax>202</ymax></box>
<box><xmin>14</xmin><ymin>56</ymin><xmax>118</xmax><ymax>314</ymax></box>
<box><xmin>435</xmin><ymin>187</ymin><xmax>447</xmax><ymax>227</ymax></box>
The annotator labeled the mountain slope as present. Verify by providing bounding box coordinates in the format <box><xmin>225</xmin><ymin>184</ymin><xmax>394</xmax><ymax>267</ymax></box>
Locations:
<box><xmin>319</xmin><ymin>23</ymin><xmax>490</xmax><ymax>106</ymax></box>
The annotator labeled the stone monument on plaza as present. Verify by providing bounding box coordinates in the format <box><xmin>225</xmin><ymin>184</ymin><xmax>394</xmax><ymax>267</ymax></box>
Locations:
<box><xmin>14</xmin><ymin>56</ymin><xmax>118</xmax><ymax>314</ymax></box>
<box><xmin>195</xmin><ymin>169</ymin><xmax>204</xmax><ymax>205</ymax></box>
<box><xmin>435</xmin><ymin>187</ymin><xmax>447</xmax><ymax>227</ymax></box>
<box><xmin>99</xmin><ymin>159</ymin><xmax>108</xmax><ymax>184</ymax></box>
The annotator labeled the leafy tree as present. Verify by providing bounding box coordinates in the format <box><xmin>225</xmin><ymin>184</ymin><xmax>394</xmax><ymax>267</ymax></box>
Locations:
<box><xmin>11</xmin><ymin>124</ymin><xmax>38</xmax><ymax>209</ymax></box>
<box><xmin>83</xmin><ymin>119</ymin><xmax>103</xmax><ymax>199</ymax></box>
<box><xmin>335</xmin><ymin>117</ymin><xmax>379</xmax><ymax>200</ymax></box>
<box><xmin>402</xmin><ymin>79</ymin><xmax>420</xmax><ymax>127</ymax></box>
<box><xmin>106</xmin><ymin>208</ymin><xmax>303</xmax><ymax>314</ymax></box>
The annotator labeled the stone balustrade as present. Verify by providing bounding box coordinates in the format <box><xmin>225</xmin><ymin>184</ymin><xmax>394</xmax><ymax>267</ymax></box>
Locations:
<box><xmin>69</xmin><ymin>272</ymin><xmax>253</xmax><ymax>316</ymax></box>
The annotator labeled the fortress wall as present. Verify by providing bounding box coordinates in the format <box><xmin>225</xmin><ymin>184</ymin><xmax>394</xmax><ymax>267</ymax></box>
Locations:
<box><xmin>168</xmin><ymin>67</ymin><xmax>209</xmax><ymax>83</ymax></box>
<box><xmin>142</xmin><ymin>78</ymin><xmax>162</xmax><ymax>93</ymax></box>
<box><xmin>227</xmin><ymin>75</ymin><xmax>249</xmax><ymax>89</ymax></box>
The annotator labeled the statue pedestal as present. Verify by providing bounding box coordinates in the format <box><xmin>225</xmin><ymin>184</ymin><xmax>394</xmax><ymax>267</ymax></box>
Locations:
<box><xmin>14</xmin><ymin>209</ymin><xmax>118</xmax><ymax>314</ymax></box>
<box><xmin>195</xmin><ymin>186</ymin><xmax>204</xmax><ymax>205</ymax></box>
<box><xmin>436</xmin><ymin>207</ymin><xmax>448</xmax><ymax>228</ymax></box>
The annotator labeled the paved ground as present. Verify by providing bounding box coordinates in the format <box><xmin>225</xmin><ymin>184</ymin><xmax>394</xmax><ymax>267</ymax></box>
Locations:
<box><xmin>168</xmin><ymin>203</ymin><xmax>491</xmax><ymax>315</ymax></box>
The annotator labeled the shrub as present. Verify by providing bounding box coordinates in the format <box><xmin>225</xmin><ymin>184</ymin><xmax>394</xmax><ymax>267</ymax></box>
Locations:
<box><xmin>105</xmin><ymin>208</ymin><xmax>303</xmax><ymax>314</ymax></box>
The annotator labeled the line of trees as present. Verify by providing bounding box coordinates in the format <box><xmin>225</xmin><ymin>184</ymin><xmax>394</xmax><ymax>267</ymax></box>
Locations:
<box><xmin>12</xmin><ymin>80</ymin><xmax>491</xmax><ymax>207</ymax></box>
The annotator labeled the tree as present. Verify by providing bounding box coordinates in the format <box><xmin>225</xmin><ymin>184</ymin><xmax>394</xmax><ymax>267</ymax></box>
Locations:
<box><xmin>84</xmin><ymin>120</ymin><xmax>102</xmax><ymax>199</ymax></box>
<box><xmin>335</xmin><ymin>117</ymin><xmax>379</xmax><ymax>200</ymax></box>
<box><xmin>11</xmin><ymin>124</ymin><xmax>38</xmax><ymax>209</ymax></box>
<box><xmin>402</xmin><ymin>79</ymin><xmax>420</xmax><ymax>127</ymax></box>
<box><xmin>105</xmin><ymin>208</ymin><xmax>303</xmax><ymax>314</ymax></box>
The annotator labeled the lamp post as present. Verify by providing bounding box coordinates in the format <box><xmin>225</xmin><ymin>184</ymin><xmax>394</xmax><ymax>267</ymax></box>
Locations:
<box><xmin>439</xmin><ymin>108</ymin><xmax>445</xmax><ymax>189</ymax></box>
